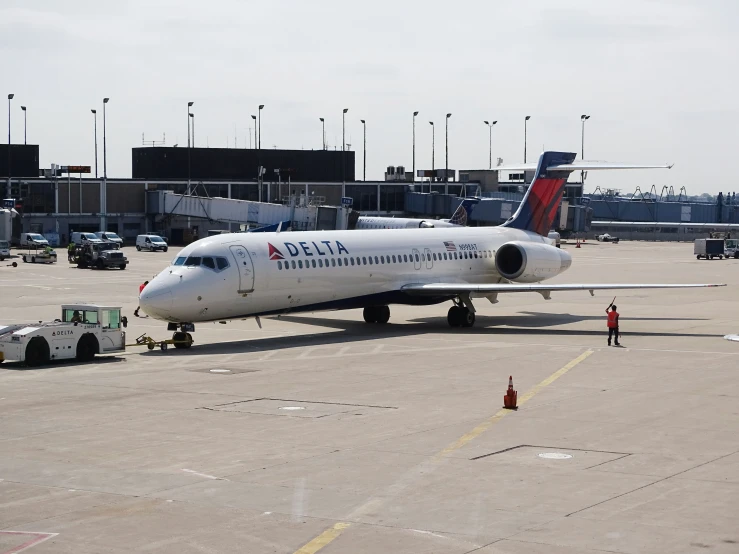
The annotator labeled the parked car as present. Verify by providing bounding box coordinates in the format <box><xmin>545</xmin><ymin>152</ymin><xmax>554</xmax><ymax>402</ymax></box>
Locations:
<box><xmin>136</xmin><ymin>234</ymin><xmax>168</xmax><ymax>252</ymax></box>
<box><xmin>596</xmin><ymin>233</ymin><xmax>620</xmax><ymax>243</ymax></box>
<box><xmin>95</xmin><ymin>231</ymin><xmax>124</xmax><ymax>247</ymax></box>
<box><xmin>20</xmin><ymin>233</ymin><xmax>50</xmax><ymax>249</ymax></box>
<box><xmin>70</xmin><ymin>232</ymin><xmax>104</xmax><ymax>246</ymax></box>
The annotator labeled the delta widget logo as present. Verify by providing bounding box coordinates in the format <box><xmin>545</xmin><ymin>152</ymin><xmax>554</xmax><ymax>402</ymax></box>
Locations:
<box><xmin>268</xmin><ymin>243</ymin><xmax>284</xmax><ymax>260</ymax></box>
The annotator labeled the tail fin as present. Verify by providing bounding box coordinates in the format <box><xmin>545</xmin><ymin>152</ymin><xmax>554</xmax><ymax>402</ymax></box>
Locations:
<box><xmin>447</xmin><ymin>198</ymin><xmax>479</xmax><ymax>226</ymax></box>
<box><xmin>501</xmin><ymin>151</ymin><xmax>576</xmax><ymax>236</ymax></box>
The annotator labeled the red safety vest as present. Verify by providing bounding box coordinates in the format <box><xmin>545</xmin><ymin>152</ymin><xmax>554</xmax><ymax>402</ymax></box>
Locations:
<box><xmin>139</xmin><ymin>283</ymin><xmax>146</xmax><ymax>294</ymax></box>
<box><xmin>607</xmin><ymin>311</ymin><xmax>619</xmax><ymax>328</ymax></box>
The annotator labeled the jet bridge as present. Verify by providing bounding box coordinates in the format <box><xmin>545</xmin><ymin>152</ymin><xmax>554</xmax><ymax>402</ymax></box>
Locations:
<box><xmin>146</xmin><ymin>190</ymin><xmax>349</xmax><ymax>231</ymax></box>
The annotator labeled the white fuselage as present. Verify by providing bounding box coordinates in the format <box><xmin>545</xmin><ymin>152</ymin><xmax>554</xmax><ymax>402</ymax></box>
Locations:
<box><xmin>140</xmin><ymin>226</ymin><xmax>560</xmax><ymax>323</ymax></box>
<box><xmin>355</xmin><ymin>217</ymin><xmax>457</xmax><ymax>229</ymax></box>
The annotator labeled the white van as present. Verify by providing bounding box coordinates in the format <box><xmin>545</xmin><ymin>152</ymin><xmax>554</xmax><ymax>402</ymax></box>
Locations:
<box><xmin>95</xmin><ymin>231</ymin><xmax>124</xmax><ymax>247</ymax></box>
<box><xmin>136</xmin><ymin>234</ymin><xmax>168</xmax><ymax>252</ymax></box>
<box><xmin>20</xmin><ymin>233</ymin><xmax>50</xmax><ymax>248</ymax></box>
<box><xmin>0</xmin><ymin>240</ymin><xmax>9</xmax><ymax>260</ymax></box>
<box><xmin>70</xmin><ymin>232</ymin><xmax>103</xmax><ymax>245</ymax></box>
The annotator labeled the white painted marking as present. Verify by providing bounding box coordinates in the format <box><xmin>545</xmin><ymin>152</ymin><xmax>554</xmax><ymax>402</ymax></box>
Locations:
<box><xmin>181</xmin><ymin>468</ymin><xmax>220</xmax><ymax>480</ymax></box>
<box><xmin>411</xmin><ymin>529</ymin><xmax>451</xmax><ymax>540</ymax></box>
<box><xmin>538</xmin><ymin>452</ymin><xmax>573</xmax><ymax>459</ymax></box>
<box><xmin>280</xmin><ymin>406</ymin><xmax>305</xmax><ymax>411</ymax></box>
<box><xmin>724</xmin><ymin>334</ymin><xmax>739</xmax><ymax>342</ymax></box>
<box><xmin>263</xmin><ymin>511</ymin><xmax>272</xmax><ymax>515</ymax></box>
<box><xmin>209</xmin><ymin>369</ymin><xmax>231</xmax><ymax>373</ymax></box>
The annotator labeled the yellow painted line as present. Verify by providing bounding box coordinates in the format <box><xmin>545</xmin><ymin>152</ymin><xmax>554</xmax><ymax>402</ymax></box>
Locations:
<box><xmin>292</xmin><ymin>350</ymin><xmax>593</xmax><ymax>553</ymax></box>
<box><xmin>441</xmin><ymin>349</ymin><xmax>593</xmax><ymax>455</ymax></box>
<box><xmin>294</xmin><ymin>522</ymin><xmax>351</xmax><ymax>554</ymax></box>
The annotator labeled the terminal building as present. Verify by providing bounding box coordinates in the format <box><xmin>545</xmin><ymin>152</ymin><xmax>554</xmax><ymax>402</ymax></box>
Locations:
<box><xmin>2</xmin><ymin>143</ymin><xmax>738</xmax><ymax>245</ymax></box>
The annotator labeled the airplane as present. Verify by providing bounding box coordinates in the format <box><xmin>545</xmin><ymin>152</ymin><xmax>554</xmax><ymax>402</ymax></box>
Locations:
<box><xmin>354</xmin><ymin>198</ymin><xmax>477</xmax><ymax>229</ymax></box>
<box><xmin>140</xmin><ymin>151</ymin><xmax>723</xmax><ymax>344</ymax></box>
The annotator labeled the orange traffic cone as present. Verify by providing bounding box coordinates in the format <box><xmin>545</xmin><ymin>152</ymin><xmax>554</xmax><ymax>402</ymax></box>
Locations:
<box><xmin>503</xmin><ymin>375</ymin><xmax>518</xmax><ymax>410</ymax></box>
<box><xmin>576</xmin><ymin>238</ymin><xmax>581</xmax><ymax>248</ymax></box>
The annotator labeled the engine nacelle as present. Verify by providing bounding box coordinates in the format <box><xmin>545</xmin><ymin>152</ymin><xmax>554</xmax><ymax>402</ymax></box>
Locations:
<box><xmin>495</xmin><ymin>241</ymin><xmax>572</xmax><ymax>283</ymax></box>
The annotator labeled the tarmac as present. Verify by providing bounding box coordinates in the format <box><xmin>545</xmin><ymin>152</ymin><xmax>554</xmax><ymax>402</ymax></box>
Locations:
<box><xmin>0</xmin><ymin>240</ymin><xmax>737</xmax><ymax>554</ymax></box>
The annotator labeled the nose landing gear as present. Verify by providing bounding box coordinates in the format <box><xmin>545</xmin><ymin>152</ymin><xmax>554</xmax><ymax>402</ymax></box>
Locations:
<box><xmin>172</xmin><ymin>332</ymin><xmax>193</xmax><ymax>349</ymax></box>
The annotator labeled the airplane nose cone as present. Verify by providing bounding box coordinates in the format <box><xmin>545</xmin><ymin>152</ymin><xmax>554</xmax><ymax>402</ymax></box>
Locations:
<box><xmin>140</xmin><ymin>283</ymin><xmax>173</xmax><ymax>319</ymax></box>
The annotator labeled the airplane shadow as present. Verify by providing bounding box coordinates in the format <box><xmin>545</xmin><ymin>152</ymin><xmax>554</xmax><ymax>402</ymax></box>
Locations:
<box><xmin>142</xmin><ymin>311</ymin><xmax>718</xmax><ymax>358</ymax></box>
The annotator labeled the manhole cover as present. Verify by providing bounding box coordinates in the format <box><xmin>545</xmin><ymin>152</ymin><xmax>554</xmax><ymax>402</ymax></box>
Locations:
<box><xmin>279</xmin><ymin>406</ymin><xmax>305</xmax><ymax>411</ymax></box>
<box><xmin>538</xmin><ymin>452</ymin><xmax>573</xmax><ymax>460</ymax></box>
<box><xmin>210</xmin><ymin>369</ymin><xmax>231</xmax><ymax>374</ymax></box>
<box><xmin>724</xmin><ymin>335</ymin><xmax>739</xmax><ymax>342</ymax></box>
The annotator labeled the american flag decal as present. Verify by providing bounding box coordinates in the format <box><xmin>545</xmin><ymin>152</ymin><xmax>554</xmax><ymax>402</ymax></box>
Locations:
<box><xmin>444</xmin><ymin>241</ymin><xmax>457</xmax><ymax>251</ymax></box>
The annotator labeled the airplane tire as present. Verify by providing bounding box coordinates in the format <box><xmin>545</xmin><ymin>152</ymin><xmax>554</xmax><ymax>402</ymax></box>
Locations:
<box><xmin>460</xmin><ymin>308</ymin><xmax>476</xmax><ymax>328</ymax></box>
<box><xmin>375</xmin><ymin>306</ymin><xmax>390</xmax><ymax>324</ymax></box>
<box><xmin>173</xmin><ymin>332</ymin><xmax>193</xmax><ymax>349</ymax></box>
<box><xmin>363</xmin><ymin>307</ymin><xmax>377</xmax><ymax>324</ymax></box>
<box><xmin>447</xmin><ymin>306</ymin><xmax>462</xmax><ymax>327</ymax></box>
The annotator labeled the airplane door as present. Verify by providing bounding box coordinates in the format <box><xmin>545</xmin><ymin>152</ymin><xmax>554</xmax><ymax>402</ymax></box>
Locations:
<box><xmin>424</xmin><ymin>247</ymin><xmax>433</xmax><ymax>270</ymax></box>
<box><xmin>229</xmin><ymin>244</ymin><xmax>255</xmax><ymax>293</ymax></box>
<box><xmin>412</xmin><ymin>248</ymin><xmax>421</xmax><ymax>270</ymax></box>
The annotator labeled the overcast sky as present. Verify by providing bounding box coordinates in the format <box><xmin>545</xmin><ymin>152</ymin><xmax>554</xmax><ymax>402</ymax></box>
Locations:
<box><xmin>2</xmin><ymin>0</ymin><xmax>737</xmax><ymax>194</ymax></box>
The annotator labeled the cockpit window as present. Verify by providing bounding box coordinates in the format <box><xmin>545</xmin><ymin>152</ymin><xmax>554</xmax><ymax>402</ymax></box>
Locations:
<box><xmin>216</xmin><ymin>257</ymin><xmax>229</xmax><ymax>270</ymax></box>
<box><xmin>174</xmin><ymin>257</ymin><xmax>186</xmax><ymax>266</ymax></box>
<box><xmin>184</xmin><ymin>256</ymin><xmax>202</xmax><ymax>266</ymax></box>
<box><xmin>202</xmin><ymin>257</ymin><xmax>216</xmax><ymax>269</ymax></box>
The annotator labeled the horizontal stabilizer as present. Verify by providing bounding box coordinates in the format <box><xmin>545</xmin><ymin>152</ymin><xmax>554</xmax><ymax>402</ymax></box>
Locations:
<box><xmin>402</xmin><ymin>283</ymin><xmax>725</xmax><ymax>296</ymax></box>
<box><xmin>495</xmin><ymin>162</ymin><xmax>674</xmax><ymax>173</ymax></box>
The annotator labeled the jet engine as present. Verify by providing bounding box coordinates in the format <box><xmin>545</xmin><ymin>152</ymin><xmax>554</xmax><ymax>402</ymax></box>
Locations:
<box><xmin>495</xmin><ymin>241</ymin><xmax>572</xmax><ymax>283</ymax></box>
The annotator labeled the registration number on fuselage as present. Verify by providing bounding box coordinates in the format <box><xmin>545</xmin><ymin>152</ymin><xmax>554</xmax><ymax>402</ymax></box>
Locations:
<box><xmin>458</xmin><ymin>244</ymin><xmax>478</xmax><ymax>251</ymax></box>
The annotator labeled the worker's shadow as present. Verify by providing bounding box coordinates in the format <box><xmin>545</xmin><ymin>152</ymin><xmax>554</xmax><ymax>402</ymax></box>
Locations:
<box><xmin>158</xmin><ymin>311</ymin><xmax>717</xmax><ymax>357</ymax></box>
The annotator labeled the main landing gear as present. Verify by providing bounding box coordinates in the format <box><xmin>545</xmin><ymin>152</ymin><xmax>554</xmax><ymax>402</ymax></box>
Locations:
<box><xmin>448</xmin><ymin>295</ymin><xmax>476</xmax><ymax>328</ymax></box>
<box><xmin>363</xmin><ymin>306</ymin><xmax>390</xmax><ymax>324</ymax></box>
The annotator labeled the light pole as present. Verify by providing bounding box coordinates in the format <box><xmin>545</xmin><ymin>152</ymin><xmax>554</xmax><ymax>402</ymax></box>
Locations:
<box><xmin>6</xmin><ymin>94</ymin><xmax>13</xmax><ymax>199</ymax></box>
<box><xmin>342</xmin><ymin>108</ymin><xmax>348</xmax><ymax>197</ymax></box>
<box><xmin>429</xmin><ymin>121</ymin><xmax>434</xmax><ymax>194</ymax></box>
<box><xmin>21</xmin><ymin>106</ymin><xmax>26</xmax><ymax>144</ymax></box>
<box><xmin>91</xmin><ymin>109</ymin><xmax>98</xmax><ymax>178</ymax></box>
<box><xmin>412</xmin><ymin>111</ymin><xmax>418</xmax><ymax>183</ymax></box>
<box><xmin>102</xmin><ymin>97</ymin><xmax>110</xmax><ymax>231</ymax></box>
<box><xmin>258</xmin><ymin>104</ymin><xmax>264</xmax><ymax>150</ymax></box>
<box><xmin>187</xmin><ymin>101</ymin><xmax>194</xmax><ymax>184</ymax></box>
<box><xmin>445</xmin><ymin>113</ymin><xmax>451</xmax><ymax>183</ymax></box>
<box><xmin>581</xmin><ymin>114</ymin><xmax>590</xmax><ymax>183</ymax></box>
<box><xmin>190</xmin><ymin>112</ymin><xmax>195</xmax><ymax>147</ymax></box>
<box><xmin>360</xmin><ymin>119</ymin><xmax>366</xmax><ymax>181</ymax></box>
<box><xmin>319</xmin><ymin>117</ymin><xmax>325</xmax><ymax>150</ymax></box>
<box><xmin>251</xmin><ymin>115</ymin><xmax>256</xmax><ymax>149</ymax></box>
<box><xmin>483</xmin><ymin>120</ymin><xmax>497</xmax><ymax>170</ymax></box>
<box><xmin>524</xmin><ymin>115</ymin><xmax>531</xmax><ymax>163</ymax></box>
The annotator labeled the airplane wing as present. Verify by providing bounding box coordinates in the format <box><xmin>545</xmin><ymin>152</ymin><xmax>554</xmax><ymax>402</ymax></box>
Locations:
<box><xmin>495</xmin><ymin>162</ymin><xmax>673</xmax><ymax>173</ymax></box>
<box><xmin>401</xmin><ymin>282</ymin><xmax>725</xmax><ymax>298</ymax></box>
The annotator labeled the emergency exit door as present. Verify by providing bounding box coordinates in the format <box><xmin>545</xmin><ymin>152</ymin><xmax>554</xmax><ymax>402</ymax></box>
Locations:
<box><xmin>229</xmin><ymin>244</ymin><xmax>255</xmax><ymax>293</ymax></box>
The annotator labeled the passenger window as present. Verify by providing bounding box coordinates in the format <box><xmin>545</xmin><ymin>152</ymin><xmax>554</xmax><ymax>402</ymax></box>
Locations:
<box><xmin>338</xmin><ymin>258</ymin><xmax>343</xmax><ymax>266</ymax></box>
<box><xmin>312</xmin><ymin>259</ymin><xmax>316</xmax><ymax>268</ymax></box>
<box><xmin>404</xmin><ymin>254</ymin><xmax>408</xmax><ymax>263</ymax></box>
<box><xmin>331</xmin><ymin>259</ymin><xmax>336</xmax><ymax>267</ymax></box>
<box><xmin>380</xmin><ymin>256</ymin><xmax>385</xmax><ymax>264</ymax></box>
<box><xmin>415</xmin><ymin>254</ymin><xmax>419</xmax><ymax>262</ymax></box>
<box><xmin>369</xmin><ymin>257</ymin><xmax>373</xmax><ymax>265</ymax></box>
<box><xmin>375</xmin><ymin>256</ymin><xmax>379</xmax><ymax>264</ymax></box>
<box><xmin>318</xmin><ymin>259</ymin><xmax>323</xmax><ymax>267</ymax></box>
<box><xmin>432</xmin><ymin>253</ymin><xmax>437</xmax><ymax>261</ymax></box>
<box><xmin>350</xmin><ymin>258</ymin><xmax>355</xmax><ymax>266</ymax></box>
<box><xmin>174</xmin><ymin>257</ymin><xmax>186</xmax><ymax>266</ymax></box>
<box><xmin>278</xmin><ymin>261</ymin><xmax>283</xmax><ymax>270</ymax></box>
<box><xmin>298</xmin><ymin>260</ymin><xmax>303</xmax><ymax>269</ymax></box>
<box><xmin>363</xmin><ymin>257</ymin><xmax>367</xmax><ymax>265</ymax></box>
<box><xmin>421</xmin><ymin>254</ymin><xmax>425</xmax><ymax>262</ymax></box>
<box><xmin>291</xmin><ymin>260</ymin><xmax>296</xmax><ymax>269</ymax></box>
<box><xmin>454</xmin><ymin>252</ymin><xmax>458</xmax><ymax>259</ymax></box>
<box><xmin>216</xmin><ymin>257</ymin><xmax>229</xmax><ymax>270</ymax></box>
<box><xmin>284</xmin><ymin>261</ymin><xmax>289</xmax><ymax>270</ymax></box>
<box><xmin>392</xmin><ymin>255</ymin><xmax>396</xmax><ymax>263</ymax></box>
<box><xmin>203</xmin><ymin>257</ymin><xmax>216</xmax><ymax>269</ymax></box>
<box><xmin>474</xmin><ymin>252</ymin><xmax>478</xmax><ymax>258</ymax></box>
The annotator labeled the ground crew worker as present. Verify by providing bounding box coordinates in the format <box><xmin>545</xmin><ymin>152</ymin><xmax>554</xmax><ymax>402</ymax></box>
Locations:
<box><xmin>134</xmin><ymin>280</ymin><xmax>149</xmax><ymax>317</ymax></box>
<box><xmin>606</xmin><ymin>304</ymin><xmax>620</xmax><ymax>346</ymax></box>
<box><xmin>71</xmin><ymin>310</ymin><xmax>82</xmax><ymax>324</ymax></box>
<box><xmin>67</xmin><ymin>241</ymin><xmax>76</xmax><ymax>262</ymax></box>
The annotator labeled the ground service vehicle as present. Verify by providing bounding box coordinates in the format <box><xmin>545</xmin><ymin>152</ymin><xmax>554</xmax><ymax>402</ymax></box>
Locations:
<box><xmin>694</xmin><ymin>238</ymin><xmax>725</xmax><ymax>259</ymax></box>
<box><xmin>725</xmin><ymin>239</ymin><xmax>739</xmax><ymax>259</ymax></box>
<box><xmin>70</xmin><ymin>232</ymin><xmax>104</xmax><ymax>245</ymax></box>
<box><xmin>137</xmin><ymin>234</ymin><xmax>168</xmax><ymax>252</ymax></box>
<box><xmin>73</xmin><ymin>243</ymin><xmax>128</xmax><ymax>269</ymax></box>
<box><xmin>0</xmin><ymin>304</ymin><xmax>125</xmax><ymax>366</ymax></box>
<box><xmin>95</xmin><ymin>231</ymin><xmax>124</xmax><ymax>247</ymax></box>
<box><xmin>596</xmin><ymin>233</ymin><xmax>620</xmax><ymax>243</ymax></box>
<box><xmin>0</xmin><ymin>240</ymin><xmax>9</xmax><ymax>261</ymax></box>
<box><xmin>20</xmin><ymin>233</ymin><xmax>50</xmax><ymax>248</ymax></box>
<box><xmin>22</xmin><ymin>247</ymin><xmax>57</xmax><ymax>264</ymax></box>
